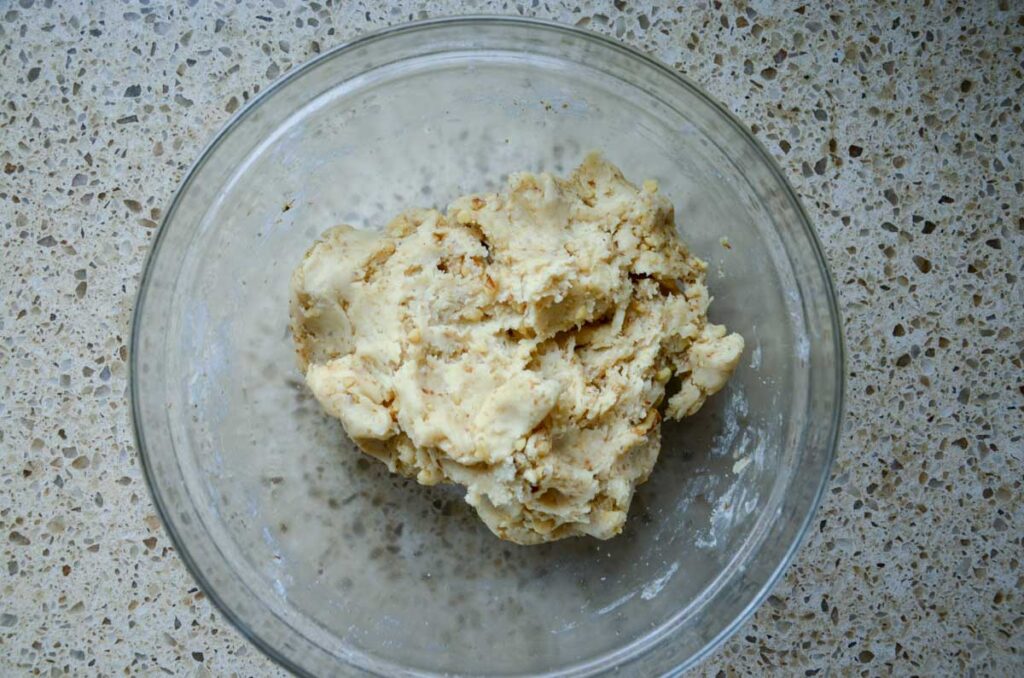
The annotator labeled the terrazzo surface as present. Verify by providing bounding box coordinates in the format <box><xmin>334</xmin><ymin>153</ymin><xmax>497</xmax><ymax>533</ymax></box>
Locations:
<box><xmin>1</xmin><ymin>1</ymin><xmax>1022</xmax><ymax>675</ymax></box>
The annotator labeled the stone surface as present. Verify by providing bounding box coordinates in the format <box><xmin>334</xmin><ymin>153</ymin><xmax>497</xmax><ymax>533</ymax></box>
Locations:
<box><xmin>1</xmin><ymin>1</ymin><xmax>1020</xmax><ymax>675</ymax></box>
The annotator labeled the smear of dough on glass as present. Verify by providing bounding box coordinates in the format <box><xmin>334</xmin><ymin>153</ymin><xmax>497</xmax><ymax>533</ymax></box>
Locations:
<box><xmin>290</xmin><ymin>153</ymin><xmax>743</xmax><ymax>545</ymax></box>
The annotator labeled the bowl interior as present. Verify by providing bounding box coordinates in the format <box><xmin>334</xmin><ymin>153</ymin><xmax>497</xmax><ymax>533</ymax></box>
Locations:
<box><xmin>134</xmin><ymin>18</ymin><xmax>839</xmax><ymax>677</ymax></box>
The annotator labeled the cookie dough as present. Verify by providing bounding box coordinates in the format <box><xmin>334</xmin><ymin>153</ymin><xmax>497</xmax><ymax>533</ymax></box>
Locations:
<box><xmin>290</xmin><ymin>154</ymin><xmax>743</xmax><ymax>544</ymax></box>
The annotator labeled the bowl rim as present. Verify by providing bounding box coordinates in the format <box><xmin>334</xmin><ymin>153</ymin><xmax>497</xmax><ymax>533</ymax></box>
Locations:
<box><xmin>132</xmin><ymin>14</ymin><xmax>845</xmax><ymax>677</ymax></box>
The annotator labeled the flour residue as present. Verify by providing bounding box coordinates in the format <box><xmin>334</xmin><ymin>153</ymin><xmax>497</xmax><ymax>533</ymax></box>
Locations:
<box><xmin>711</xmin><ymin>385</ymin><xmax>749</xmax><ymax>458</ymax></box>
<box><xmin>749</xmin><ymin>343</ymin><xmax>762</xmax><ymax>369</ymax></box>
<box><xmin>694</xmin><ymin>468</ymin><xmax>759</xmax><ymax>551</ymax></box>
<box><xmin>597</xmin><ymin>590</ymin><xmax>637</xmax><ymax>615</ymax></box>
<box><xmin>552</xmin><ymin>620</ymin><xmax>579</xmax><ymax>635</ymax></box>
<box><xmin>641</xmin><ymin>561</ymin><xmax>680</xmax><ymax>601</ymax></box>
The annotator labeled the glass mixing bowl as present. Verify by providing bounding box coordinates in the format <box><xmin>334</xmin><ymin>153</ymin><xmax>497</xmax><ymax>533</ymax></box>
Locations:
<box><xmin>132</xmin><ymin>16</ymin><xmax>843</xmax><ymax>677</ymax></box>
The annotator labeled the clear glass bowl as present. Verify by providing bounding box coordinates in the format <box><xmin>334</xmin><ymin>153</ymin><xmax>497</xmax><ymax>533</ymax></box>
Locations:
<box><xmin>132</xmin><ymin>17</ymin><xmax>843</xmax><ymax>677</ymax></box>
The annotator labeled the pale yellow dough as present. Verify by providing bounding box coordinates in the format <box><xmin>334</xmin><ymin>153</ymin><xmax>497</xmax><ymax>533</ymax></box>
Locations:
<box><xmin>290</xmin><ymin>154</ymin><xmax>743</xmax><ymax>544</ymax></box>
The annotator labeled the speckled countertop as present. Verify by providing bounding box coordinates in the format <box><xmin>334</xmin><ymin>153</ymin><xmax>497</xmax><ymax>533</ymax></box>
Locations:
<box><xmin>1</xmin><ymin>1</ymin><xmax>1021</xmax><ymax>675</ymax></box>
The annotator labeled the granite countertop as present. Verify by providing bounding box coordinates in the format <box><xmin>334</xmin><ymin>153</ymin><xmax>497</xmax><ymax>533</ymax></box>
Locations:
<box><xmin>2</xmin><ymin>1</ymin><xmax>1021</xmax><ymax>675</ymax></box>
